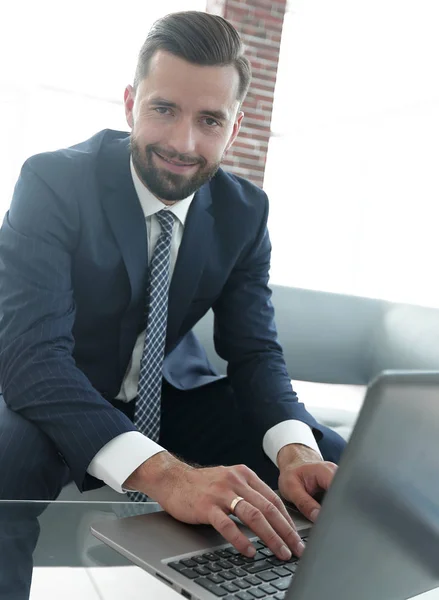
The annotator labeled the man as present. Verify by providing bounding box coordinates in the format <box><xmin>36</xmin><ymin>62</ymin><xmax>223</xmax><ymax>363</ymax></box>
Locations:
<box><xmin>0</xmin><ymin>10</ymin><xmax>346</xmax><ymax>599</ymax></box>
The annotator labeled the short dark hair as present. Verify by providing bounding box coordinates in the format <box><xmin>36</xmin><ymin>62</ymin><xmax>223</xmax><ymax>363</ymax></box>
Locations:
<box><xmin>133</xmin><ymin>11</ymin><xmax>252</xmax><ymax>103</ymax></box>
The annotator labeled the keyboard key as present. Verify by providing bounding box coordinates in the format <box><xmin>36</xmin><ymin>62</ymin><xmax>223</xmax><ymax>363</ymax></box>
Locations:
<box><xmin>274</xmin><ymin>593</ymin><xmax>286</xmax><ymax>600</ymax></box>
<box><xmin>244</xmin><ymin>559</ymin><xmax>273</xmax><ymax>574</ymax></box>
<box><xmin>268</xmin><ymin>557</ymin><xmax>285</xmax><ymax>567</ymax></box>
<box><xmin>272</xmin><ymin>577</ymin><xmax>292</xmax><ymax>591</ymax></box>
<box><xmin>234</xmin><ymin>579</ymin><xmax>251</xmax><ymax>589</ymax></box>
<box><xmin>215</xmin><ymin>549</ymin><xmax>233</xmax><ymax>559</ymax></box>
<box><xmin>193</xmin><ymin>555</ymin><xmax>209</xmax><ymax>565</ymax></box>
<box><xmin>168</xmin><ymin>561</ymin><xmax>187</xmax><ymax>573</ymax></box>
<box><xmin>273</xmin><ymin>567</ymin><xmax>291</xmax><ymax>578</ymax></box>
<box><xmin>181</xmin><ymin>559</ymin><xmax>197</xmax><ymax>568</ymax></box>
<box><xmin>180</xmin><ymin>568</ymin><xmax>199</xmax><ymax>580</ymax></box>
<box><xmin>194</xmin><ymin>566</ymin><xmax>211</xmax><ymax>577</ymax></box>
<box><xmin>229</xmin><ymin>556</ymin><xmax>246</xmax><ymax>566</ymax></box>
<box><xmin>256</xmin><ymin>570</ymin><xmax>279</xmax><ymax>582</ymax></box>
<box><xmin>252</xmin><ymin>541</ymin><xmax>265</xmax><ymax>551</ymax></box>
<box><xmin>217</xmin><ymin>559</ymin><xmax>234</xmax><ymax>569</ymax></box>
<box><xmin>235</xmin><ymin>592</ymin><xmax>254</xmax><ymax>600</ymax></box>
<box><xmin>248</xmin><ymin>588</ymin><xmax>266</xmax><ymax>598</ymax></box>
<box><xmin>195</xmin><ymin>578</ymin><xmax>228</xmax><ymax>597</ymax></box>
<box><xmin>259</xmin><ymin>583</ymin><xmax>278</xmax><ymax>594</ymax></box>
<box><xmin>204</xmin><ymin>553</ymin><xmax>220</xmax><ymax>561</ymax></box>
<box><xmin>221</xmin><ymin>570</ymin><xmax>237</xmax><ymax>580</ymax></box>
<box><xmin>228</xmin><ymin>547</ymin><xmax>241</xmax><ymax>555</ymax></box>
<box><xmin>284</xmin><ymin>563</ymin><xmax>298</xmax><ymax>574</ymax></box>
<box><xmin>207</xmin><ymin>563</ymin><xmax>223</xmax><ymax>573</ymax></box>
<box><xmin>230</xmin><ymin>567</ymin><xmax>247</xmax><ymax>578</ymax></box>
<box><xmin>221</xmin><ymin>581</ymin><xmax>240</xmax><ymax>593</ymax></box>
<box><xmin>244</xmin><ymin>575</ymin><xmax>260</xmax><ymax>586</ymax></box>
<box><xmin>260</xmin><ymin>547</ymin><xmax>274</xmax><ymax>557</ymax></box>
<box><xmin>241</xmin><ymin>552</ymin><xmax>266</xmax><ymax>563</ymax></box>
<box><xmin>253</xmin><ymin>552</ymin><xmax>267</xmax><ymax>562</ymax></box>
<box><xmin>208</xmin><ymin>574</ymin><xmax>226</xmax><ymax>585</ymax></box>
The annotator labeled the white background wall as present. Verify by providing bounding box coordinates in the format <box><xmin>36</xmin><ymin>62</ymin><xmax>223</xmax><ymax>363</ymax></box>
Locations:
<box><xmin>265</xmin><ymin>0</ymin><xmax>439</xmax><ymax>308</ymax></box>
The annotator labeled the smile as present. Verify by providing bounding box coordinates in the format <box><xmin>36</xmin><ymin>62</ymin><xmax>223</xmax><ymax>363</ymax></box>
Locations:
<box><xmin>153</xmin><ymin>151</ymin><xmax>198</xmax><ymax>169</ymax></box>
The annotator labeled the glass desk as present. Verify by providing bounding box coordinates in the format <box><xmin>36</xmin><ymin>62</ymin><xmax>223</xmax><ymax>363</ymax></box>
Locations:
<box><xmin>1</xmin><ymin>500</ymin><xmax>438</xmax><ymax>600</ymax></box>
<box><xmin>0</xmin><ymin>500</ymin><xmax>181</xmax><ymax>600</ymax></box>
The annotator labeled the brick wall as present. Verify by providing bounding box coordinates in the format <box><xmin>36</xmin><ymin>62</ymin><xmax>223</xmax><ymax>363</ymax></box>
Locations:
<box><xmin>206</xmin><ymin>0</ymin><xmax>288</xmax><ymax>188</ymax></box>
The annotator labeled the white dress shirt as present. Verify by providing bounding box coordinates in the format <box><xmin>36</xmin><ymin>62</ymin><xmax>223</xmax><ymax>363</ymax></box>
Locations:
<box><xmin>87</xmin><ymin>158</ymin><xmax>321</xmax><ymax>493</ymax></box>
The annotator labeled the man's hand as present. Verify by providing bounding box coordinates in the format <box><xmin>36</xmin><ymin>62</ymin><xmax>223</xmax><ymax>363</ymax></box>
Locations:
<box><xmin>124</xmin><ymin>451</ymin><xmax>306</xmax><ymax>560</ymax></box>
<box><xmin>277</xmin><ymin>444</ymin><xmax>338</xmax><ymax>523</ymax></box>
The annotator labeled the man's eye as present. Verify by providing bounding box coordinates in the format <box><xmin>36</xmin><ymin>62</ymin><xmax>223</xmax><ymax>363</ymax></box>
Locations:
<box><xmin>204</xmin><ymin>117</ymin><xmax>220</xmax><ymax>127</ymax></box>
<box><xmin>155</xmin><ymin>107</ymin><xmax>171</xmax><ymax>115</ymax></box>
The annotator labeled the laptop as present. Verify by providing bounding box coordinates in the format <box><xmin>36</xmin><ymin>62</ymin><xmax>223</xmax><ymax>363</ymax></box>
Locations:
<box><xmin>91</xmin><ymin>371</ymin><xmax>439</xmax><ymax>600</ymax></box>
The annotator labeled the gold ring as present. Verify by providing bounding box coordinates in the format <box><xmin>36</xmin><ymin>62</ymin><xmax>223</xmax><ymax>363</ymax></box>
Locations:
<box><xmin>230</xmin><ymin>496</ymin><xmax>245</xmax><ymax>514</ymax></box>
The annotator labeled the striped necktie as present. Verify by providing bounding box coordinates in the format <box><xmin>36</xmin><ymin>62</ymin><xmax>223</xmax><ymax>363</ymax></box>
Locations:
<box><xmin>128</xmin><ymin>209</ymin><xmax>174</xmax><ymax>503</ymax></box>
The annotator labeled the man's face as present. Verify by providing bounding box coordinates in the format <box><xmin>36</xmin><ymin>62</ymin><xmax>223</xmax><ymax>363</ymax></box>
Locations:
<box><xmin>124</xmin><ymin>50</ymin><xmax>243</xmax><ymax>203</ymax></box>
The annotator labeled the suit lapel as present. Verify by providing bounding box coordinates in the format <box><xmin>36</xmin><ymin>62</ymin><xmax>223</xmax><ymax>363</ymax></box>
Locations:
<box><xmin>166</xmin><ymin>183</ymin><xmax>214</xmax><ymax>344</ymax></box>
<box><xmin>99</xmin><ymin>135</ymin><xmax>148</xmax><ymax>309</ymax></box>
<box><xmin>98</xmin><ymin>133</ymin><xmax>214</xmax><ymax>350</ymax></box>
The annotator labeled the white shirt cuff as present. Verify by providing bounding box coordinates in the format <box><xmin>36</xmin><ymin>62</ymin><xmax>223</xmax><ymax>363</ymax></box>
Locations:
<box><xmin>87</xmin><ymin>431</ymin><xmax>165</xmax><ymax>493</ymax></box>
<box><xmin>263</xmin><ymin>420</ymin><xmax>322</xmax><ymax>468</ymax></box>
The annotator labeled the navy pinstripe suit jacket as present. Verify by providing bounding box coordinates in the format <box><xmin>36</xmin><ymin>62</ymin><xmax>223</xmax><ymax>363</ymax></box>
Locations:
<box><xmin>0</xmin><ymin>130</ymin><xmax>320</xmax><ymax>491</ymax></box>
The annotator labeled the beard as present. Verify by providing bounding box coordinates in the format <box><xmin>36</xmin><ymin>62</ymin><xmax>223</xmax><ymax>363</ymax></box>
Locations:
<box><xmin>130</xmin><ymin>136</ymin><xmax>222</xmax><ymax>202</ymax></box>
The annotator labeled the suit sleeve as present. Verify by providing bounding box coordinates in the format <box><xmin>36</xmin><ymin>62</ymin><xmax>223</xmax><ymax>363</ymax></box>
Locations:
<box><xmin>0</xmin><ymin>160</ymin><xmax>136</xmax><ymax>491</ymax></box>
<box><xmin>212</xmin><ymin>192</ymin><xmax>324</xmax><ymax>443</ymax></box>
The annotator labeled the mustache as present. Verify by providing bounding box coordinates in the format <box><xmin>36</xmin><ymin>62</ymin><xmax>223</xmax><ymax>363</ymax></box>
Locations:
<box><xmin>146</xmin><ymin>144</ymin><xmax>206</xmax><ymax>167</ymax></box>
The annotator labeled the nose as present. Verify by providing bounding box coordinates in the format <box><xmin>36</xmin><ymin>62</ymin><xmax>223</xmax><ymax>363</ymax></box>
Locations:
<box><xmin>166</xmin><ymin>116</ymin><xmax>197</xmax><ymax>157</ymax></box>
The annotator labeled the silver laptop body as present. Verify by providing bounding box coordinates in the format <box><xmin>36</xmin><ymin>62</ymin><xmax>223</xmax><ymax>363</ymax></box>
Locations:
<box><xmin>91</xmin><ymin>371</ymin><xmax>439</xmax><ymax>600</ymax></box>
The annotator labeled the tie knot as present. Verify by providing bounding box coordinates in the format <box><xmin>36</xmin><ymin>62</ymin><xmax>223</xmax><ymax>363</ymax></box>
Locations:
<box><xmin>156</xmin><ymin>209</ymin><xmax>175</xmax><ymax>236</ymax></box>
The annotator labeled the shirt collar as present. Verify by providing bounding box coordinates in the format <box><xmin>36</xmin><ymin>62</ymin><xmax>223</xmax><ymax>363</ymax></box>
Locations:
<box><xmin>130</xmin><ymin>156</ymin><xmax>194</xmax><ymax>226</ymax></box>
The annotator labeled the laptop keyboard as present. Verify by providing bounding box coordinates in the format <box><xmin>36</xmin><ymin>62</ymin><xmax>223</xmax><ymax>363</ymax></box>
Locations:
<box><xmin>167</xmin><ymin>534</ymin><xmax>308</xmax><ymax>599</ymax></box>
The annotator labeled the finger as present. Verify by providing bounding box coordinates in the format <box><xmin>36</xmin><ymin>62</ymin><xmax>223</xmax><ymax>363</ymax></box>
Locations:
<box><xmin>241</xmin><ymin>487</ymin><xmax>305</xmax><ymax>558</ymax></box>
<box><xmin>289</xmin><ymin>464</ymin><xmax>336</xmax><ymax>522</ymax></box>
<box><xmin>233</xmin><ymin>499</ymin><xmax>297</xmax><ymax>561</ymax></box>
<box><xmin>246</xmin><ymin>471</ymin><xmax>296</xmax><ymax>528</ymax></box>
<box><xmin>312</xmin><ymin>462</ymin><xmax>337</xmax><ymax>491</ymax></box>
<box><xmin>289</xmin><ymin>483</ymin><xmax>322</xmax><ymax>522</ymax></box>
<box><xmin>209</xmin><ymin>506</ymin><xmax>256</xmax><ymax>558</ymax></box>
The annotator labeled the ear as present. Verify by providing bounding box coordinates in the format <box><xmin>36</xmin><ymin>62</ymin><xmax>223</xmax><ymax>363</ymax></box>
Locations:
<box><xmin>124</xmin><ymin>85</ymin><xmax>136</xmax><ymax>129</ymax></box>
<box><xmin>225</xmin><ymin>110</ymin><xmax>244</xmax><ymax>153</ymax></box>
